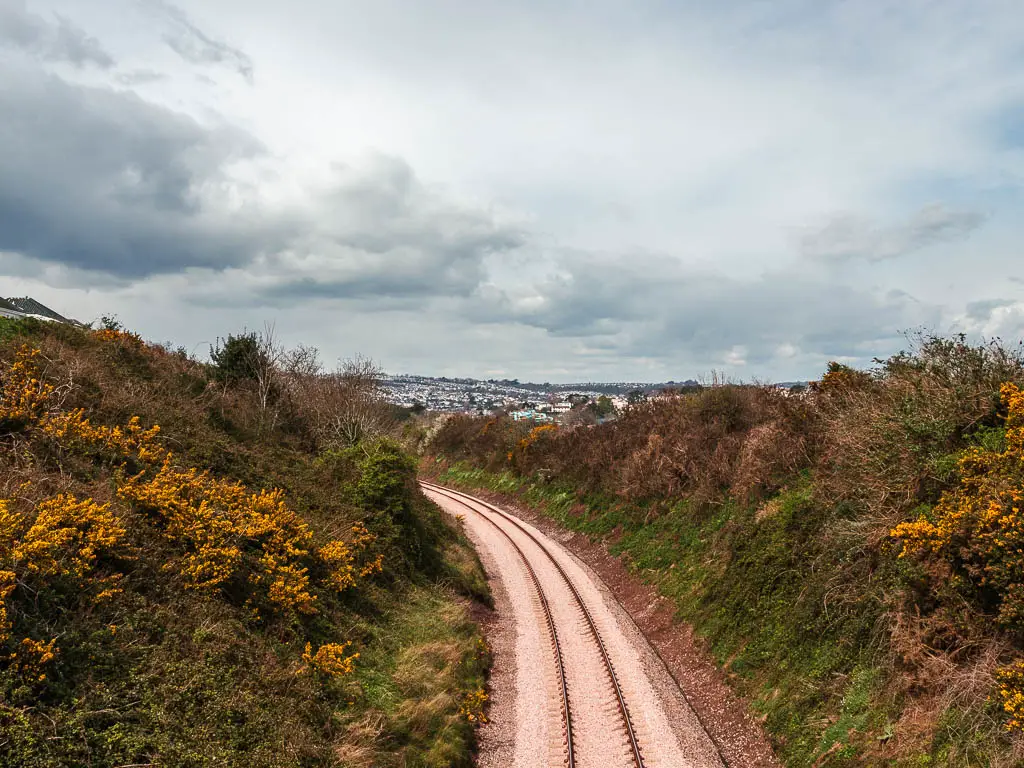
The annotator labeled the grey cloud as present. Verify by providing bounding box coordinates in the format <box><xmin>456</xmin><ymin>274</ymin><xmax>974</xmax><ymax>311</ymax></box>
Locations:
<box><xmin>965</xmin><ymin>298</ymin><xmax>1017</xmax><ymax>322</ymax></box>
<box><xmin>116</xmin><ymin>69</ymin><xmax>167</xmax><ymax>85</ymax></box>
<box><xmin>0</xmin><ymin>1</ymin><xmax>114</xmax><ymax>68</ymax></box>
<box><xmin>143</xmin><ymin>0</ymin><xmax>253</xmax><ymax>82</ymax></box>
<box><xmin>957</xmin><ymin>299</ymin><xmax>1024</xmax><ymax>343</ymax></box>
<box><xmin>465</xmin><ymin>250</ymin><xmax>937</xmax><ymax>367</ymax></box>
<box><xmin>250</xmin><ymin>156</ymin><xmax>526</xmax><ymax>304</ymax></box>
<box><xmin>799</xmin><ymin>204</ymin><xmax>987</xmax><ymax>262</ymax></box>
<box><xmin>0</xmin><ymin>250</ymin><xmax>128</xmax><ymax>289</ymax></box>
<box><xmin>0</xmin><ymin>67</ymin><xmax>281</xmax><ymax>278</ymax></box>
<box><xmin>0</xmin><ymin>61</ymin><xmax>524</xmax><ymax>300</ymax></box>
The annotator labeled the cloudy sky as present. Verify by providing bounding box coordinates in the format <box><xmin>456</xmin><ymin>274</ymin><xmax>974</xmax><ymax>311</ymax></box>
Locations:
<box><xmin>2</xmin><ymin>0</ymin><xmax>1023</xmax><ymax>382</ymax></box>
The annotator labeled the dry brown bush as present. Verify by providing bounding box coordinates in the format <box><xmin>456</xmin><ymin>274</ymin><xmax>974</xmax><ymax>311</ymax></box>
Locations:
<box><xmin>542</xmin><ymin>385</ymin><xmax>819</xmax><ymax>506</ymax></box>
<box><xmin>817</xmin><ymin>335</ymin><xmax>1024</xmax><ymax>541</ymax></box>
<box><xmin>429</xmin><ymin>383</ymin><xmax>820</xmax><ymax>510</ymax></box>
<box><xmin>284</xmin><ymin>355</ymin><xmax>396</xmax><ymax>451</ymax></box>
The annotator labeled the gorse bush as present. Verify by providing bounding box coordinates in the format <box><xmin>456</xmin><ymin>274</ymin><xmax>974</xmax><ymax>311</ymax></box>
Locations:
<box><xmin>6</xmin><ymin>494</ymin><xmax>124</xmax><ymax>582</ymax></box>
<box><xmin>0</xmin><ymin>493</ymin><xmax>125</xmax><ymax>646</ymax></box>
<box><xmin>0</xmin><ymin>317</ymin><xmax>489</xmax><ymax>767</ymax></box>
<box><xmin>121</xmin><ymin>461</ymin><xmax>322</xmax><ymax>610</ymax></box>
<box><xmin>892</xmin><ymin>382</ymin><xmax>1024</xmax><ymax>634</ymax></box>
<box><xmin>0</xmin><ymin>345</ymin><xmax>54</xmax><ymax>432</ymax></box>
<box><xmin>509</xmin><ymin>423</ymin><xmax>558</xmax><ymax>469</ymax></box>
<box><xmin>303</xmin><ymin>640</ymin><xmax>360</xmax><ymax>677</ymax></box>
<box><xmin>818</xmin><ymin>335</ymin><xmax>1023</xmax><ymax>528</ymax></box>
<box><xmin>1</xmin><ymin>342</ymin><xmax>383</xmax><ymax>659</ymax></box>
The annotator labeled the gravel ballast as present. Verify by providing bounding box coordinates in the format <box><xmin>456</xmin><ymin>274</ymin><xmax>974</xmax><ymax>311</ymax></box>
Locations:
<box><xmin>426</xmin><ymin>485</ymin><xmax>731</xmax><ymax>768</ymax></box>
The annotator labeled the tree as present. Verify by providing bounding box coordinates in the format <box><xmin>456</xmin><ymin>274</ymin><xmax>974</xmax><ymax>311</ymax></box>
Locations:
<box><xmin>588</xmin><ymin>395</ymin><xmax>616</xmax><ymax>418</ymax></box>
<box><xmin>281</xmin><ymin>344</ymin><xmax>322</xmax><ymax>379</ymax></box>
<box><xmin>210</xmin><ymin>332</ymin><xmax>266</xmax><ymax>382</ymax></box>
<box><xmin>627</xmin><ymin>389</ymin><xmax>646</xmax><ymax>405</ymax></box>
<box><xmin>311</xmin><ymin>356</ymin><xmax>391</xmax><ymax>448</ymax></box>
<box><xmin>210</xmin><ymin>324</ymin><xmax>285</xmax><ymax>436</ymax></box>
<box><xmin>99</xmin><ymin>314</ymin><xmax>123</xmax><ymax>332</ymax></box>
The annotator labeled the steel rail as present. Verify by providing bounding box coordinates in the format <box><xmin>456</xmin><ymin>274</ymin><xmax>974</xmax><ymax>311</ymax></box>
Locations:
<box><xmin>423</xmin><ymin>481</ymin><xmax>645</xmax><ymax>768</ymax></box>
<box><xmin>420</xmin><ymin>484</ymin><xmax>575</xmax><ymax>767</ymax></box>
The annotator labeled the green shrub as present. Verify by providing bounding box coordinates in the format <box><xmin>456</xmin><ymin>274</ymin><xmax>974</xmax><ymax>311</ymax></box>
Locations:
<box><xmin>210</xmin><ymin>332</ymin><xmax>266</xmax><ymax>382</ymax></box>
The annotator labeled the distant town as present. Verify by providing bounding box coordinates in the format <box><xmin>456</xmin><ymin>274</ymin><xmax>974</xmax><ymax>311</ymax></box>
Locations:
<box><xmin>1</xmin><ymin>295</ymin><xmax>807</xmax><ymax>422</ymax></box>
<box><xmin>377</xmin><ymin>373</ymin><xmax>707</xmax><ymax>419</ymax></box>
<box><xmin>378</xmin><ymin>373</ymin><xmax>809</xmax><ymax>422</ymax></box>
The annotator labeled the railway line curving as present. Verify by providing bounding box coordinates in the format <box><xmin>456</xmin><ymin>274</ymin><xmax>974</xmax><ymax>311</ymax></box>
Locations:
<box><xmin>423</xmin><ymin>481</ymin><xmax>728</xmax><ymax>768</ymax></box>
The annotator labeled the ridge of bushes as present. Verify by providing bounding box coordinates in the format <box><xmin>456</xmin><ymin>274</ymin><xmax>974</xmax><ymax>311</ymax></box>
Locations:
<box><xmin>426</xmin><ymin>334</ymin><xmax>1024</xmax><ymax>767</ymax></box>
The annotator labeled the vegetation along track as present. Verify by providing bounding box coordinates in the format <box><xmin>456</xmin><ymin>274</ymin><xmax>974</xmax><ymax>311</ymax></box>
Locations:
<box><xmin>423</xmin><ymin>482</ymin><xmax>723</xmax><ymax>768</ymax></box>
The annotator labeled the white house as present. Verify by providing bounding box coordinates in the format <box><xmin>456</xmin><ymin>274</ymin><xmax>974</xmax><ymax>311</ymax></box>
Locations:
<box><xmin>0</xmin><ymin>297</ymin><xmax>77</xmax><ymax>324</ymax></box>
<box><xmin>0</xmin><ymin>299</ymin><xmax>27</xmax><ymax>319</ymax></box>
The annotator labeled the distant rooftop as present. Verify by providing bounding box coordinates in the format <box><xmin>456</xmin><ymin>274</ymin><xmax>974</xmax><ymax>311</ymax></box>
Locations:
<box><xmin>0</xmin><ymin>296</ymin><xmax>79</xmax><ymax>325</ymax></box>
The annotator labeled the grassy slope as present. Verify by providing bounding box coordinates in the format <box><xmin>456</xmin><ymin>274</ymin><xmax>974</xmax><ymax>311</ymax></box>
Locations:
<box><xmin>0</xmin><ymin>317</ymin><xmax>490</xmax><ymax>768</ymax></box>
<box><xmin>433</xmin><ymin>461</ymin><xmax>1015</xmax><ymax>767</ymax></box>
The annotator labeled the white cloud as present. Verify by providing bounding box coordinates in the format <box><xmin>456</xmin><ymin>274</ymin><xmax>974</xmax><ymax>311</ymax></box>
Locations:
<box><xmin>799</xmin><ymin>204</ymin><xmax>988</xmax><ymax>262</ymax></box>
<box><xmin>0</xmin><ymin>0</ymin><xmax>114</xmax><ymax>68</ymax></box>
<box><xmin>141</xmin><ymin>0</ymin><xmax>253</xmax><ymax>82</ymax></box>
<box><xmin>2</xmin><ymin>0</ymin><xmax>1024</xmax><ymax>381</ymax></box>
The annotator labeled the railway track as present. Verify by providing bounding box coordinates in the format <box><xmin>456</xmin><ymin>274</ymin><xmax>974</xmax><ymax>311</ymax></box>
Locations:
<box><xmin>421</xmin><ymin>481</ymin><xmax>645</xmax><ymax>768</ymax></box>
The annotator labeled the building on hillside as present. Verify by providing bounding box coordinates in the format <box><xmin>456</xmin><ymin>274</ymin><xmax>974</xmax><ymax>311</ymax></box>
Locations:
<box><xmin>510</xmin><ymin>409</ymin><xmax>553</xmax><ymax>422</ymax></box>
<box><xmin>5</xmin><ymin>297</ymin><xmax>74</xmax><ymax>323</ymax></box>
<box><xmin>0</xmin><ymin>298</ymin><xmax>24</xmax><ymax>319</ymax></box>
<box><xmin>0</xmin><ymin>297</ymin><xmax>79</xmax><ymax>325</ymax></box>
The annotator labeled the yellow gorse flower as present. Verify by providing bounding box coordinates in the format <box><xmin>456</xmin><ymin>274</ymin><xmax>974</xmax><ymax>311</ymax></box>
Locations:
<box><xmin>302</xmin><ymin>641</ymin><xmax>359</xmax><ymax>677</ymax></box>
<box><xmin>93</xmin><ymin>327</ymin><xmax>144</xmax><ymax>346</ymax></box>
<box><xmin>0</xmin><ymin>569</ymin><xmax>15</xmax><ymax>645</ymax></box>
<box><xmin>318</xmin><ymin>540</ymin><xmax>357</xmax><ymax>591</ymax></box>
<box><xmin>318</xmin><ymin>522</ymin><xmax>382</xmax><ymax>591</ymax></box>
<box><xmin>516</xmin><ymin>423</ymin><xmax>557</xmax><ymax>452</ymax></box>
<box><xmin>892</xmin><ymin>382</ymin><xmax>1024</xmax><ymax>728</ymax></box>
<box><xmin>42</xmin><ymin>410</ymin><xmax>165</xmax><ymax>463</ymax></box>
<box><xmin>13</xmin><ymin>495</ymin><xmax>125</xmax><ymax>579</ymax></box>
<box><xmin>0</xmin><ymin>345</ymin><xmax>54</xmax><ymax>429</ymax></box>
<box><xmin>996</xmin><ymin>661</ymin><xmax>1024</xmax><ymax>732</ymax></box>
<box><xmin>459</xmin><ymin>688</ymin><xmax>489</xmax><ymax>724</ymax></box>
<box><xmin>8</xmin><ymin>637</ymin><xmax>58</xmax><ymax>682</ymax></box>
<box><xmin>0</xmin><ymin>345</ymin><xmax>378</xmax><ymax>681</ymax></box>
<box><xmin>118</xmin><ymin>458</ymin><xmax>320</xmax><ymax>612</ymax></box>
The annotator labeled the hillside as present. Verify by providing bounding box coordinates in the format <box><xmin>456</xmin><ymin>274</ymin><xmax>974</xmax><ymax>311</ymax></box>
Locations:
<box><xmin>426</xmin><ymin>334</ymin><xmax>1024</xmax><ymax>766</ymax></box>
<box><xmin>0</xmin><ymin>317</ymin><xmax>490</xmax><ymax>768</ymax></box>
